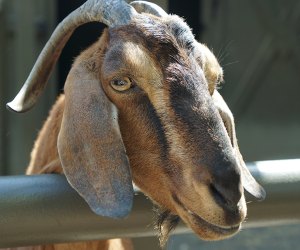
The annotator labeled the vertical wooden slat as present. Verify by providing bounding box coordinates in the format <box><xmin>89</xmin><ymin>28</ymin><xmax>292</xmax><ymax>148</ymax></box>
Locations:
<box><xmin>1</xmin><ymin>0</ymin><xmax>57</xmax><ymax>175</ymax></box>
<box><xmin>0</xmin><ymin>0</ymin><xmax>5</xmax><ymax>175</ymax></box>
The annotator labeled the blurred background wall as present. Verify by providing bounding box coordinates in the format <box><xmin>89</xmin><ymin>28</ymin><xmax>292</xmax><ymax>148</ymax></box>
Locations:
<box><xmin>0</xmin><ymin>0</ymin><xmax>299</xmax><ymax>249</ymax></box>
<box><xmin>201</xmin><ymin>0</ymin><xmax>300</xmax><ymax>161</ymax></box>
<box><xmin>0</xmin><ymin>0</ymin><xmax>57</xmax><ymax>175</ymax></box>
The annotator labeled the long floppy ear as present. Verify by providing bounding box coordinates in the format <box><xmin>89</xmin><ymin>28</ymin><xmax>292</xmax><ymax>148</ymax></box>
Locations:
<box><xmin>57</xmin><ymin>41</ymin><xmax>133</xmax><ymax>218</ymax></box>
<box><xmin>212</xmin><ymin>91</ymin><xmax>266</xmax><ymax>200</ymax></box>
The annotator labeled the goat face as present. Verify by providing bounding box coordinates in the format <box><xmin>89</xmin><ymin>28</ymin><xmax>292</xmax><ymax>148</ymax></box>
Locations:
<box><xmin>7</xmin><ymin>0</ymin><xmax>265</xmax><ymax>244</ymax></box>
<box><xmin>99</xmin><ymin>16</ymin><xmax>247</xmax><ymax>240</ymax></box>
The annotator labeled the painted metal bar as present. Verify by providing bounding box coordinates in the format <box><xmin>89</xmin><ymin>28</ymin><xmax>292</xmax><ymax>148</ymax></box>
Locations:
<box><xmin>0</xmin><ymin>159</ymin><xmax>299</xmax><ymax>248</ymax></box>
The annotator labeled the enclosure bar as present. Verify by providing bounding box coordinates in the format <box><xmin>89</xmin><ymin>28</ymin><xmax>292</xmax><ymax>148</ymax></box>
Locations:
<box><xmin>0</xmin><ymin>159</ymin><xmax>299</xmax><ymax>248</ymax></box>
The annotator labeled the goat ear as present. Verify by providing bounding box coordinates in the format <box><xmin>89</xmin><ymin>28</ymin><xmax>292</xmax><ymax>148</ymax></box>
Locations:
<box><xmin>57</xmin><ymin>55</ymin><xmax>133</xmax><ymax>218</ymax></box>
<box><xmin>212</xmin><ymin>91</ymin><xmax>266</xmax><ymax>200</ymax></box>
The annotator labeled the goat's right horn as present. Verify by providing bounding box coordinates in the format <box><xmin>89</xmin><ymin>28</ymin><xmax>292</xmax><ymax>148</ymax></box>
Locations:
<box><xmin>7</xmin><ymin>0</ymin><xmax>137</xmax><ymax>113</ymax></box>
<box><xmin>130</xmin><ymin>1</ymin><xmax>168</xmax><ymax>17</ymax></box>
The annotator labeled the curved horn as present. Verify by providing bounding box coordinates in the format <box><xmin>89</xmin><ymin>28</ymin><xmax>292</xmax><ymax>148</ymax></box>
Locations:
<box><xmin>130</xmin><ymin>1</ymin><xmax>168</xmax><ymax>17</ymax></box>
<box><xmin>7</xmin><ymin>0</ymin><xmax>137</xmax><ymax>113</ymax></box>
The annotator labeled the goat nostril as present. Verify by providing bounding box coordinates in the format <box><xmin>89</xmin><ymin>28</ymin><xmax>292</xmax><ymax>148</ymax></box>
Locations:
<box><xmin>210</xmin><ymin>184</ymin><xmax>228</xmax><ymax>208</ymax></box>
<box><xmin>209</xmin><ymin>183</ymin><xmax>241</xmax><ymax>212</ymax></box>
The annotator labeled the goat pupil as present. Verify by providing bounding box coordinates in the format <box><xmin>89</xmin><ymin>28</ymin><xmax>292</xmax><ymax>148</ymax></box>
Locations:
<box><xmin>114</xmin><ymin>80</ymin><xmax>126</xmax><ymax>86</ymax></box>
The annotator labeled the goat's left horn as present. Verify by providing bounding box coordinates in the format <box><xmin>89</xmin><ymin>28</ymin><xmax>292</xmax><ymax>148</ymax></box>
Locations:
<box><xmin>7</xmin><ymin>0</ymin><xmax>137</xmax><ymax>113</ymax></box>
<box><xmin>130</xmin><ymin>1</ymin><xmax>168</xmax><ymax>17</ymax></box>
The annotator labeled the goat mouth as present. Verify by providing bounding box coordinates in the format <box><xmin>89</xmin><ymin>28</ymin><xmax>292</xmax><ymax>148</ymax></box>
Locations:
<box><xmin>172</xmin><ymin>194</ymin><xmax>240</xmax><ymax>238</ymax></box>
<box><xmin>187</xmin><ymin>209</ymin><xmax>240</xmax><ymax>236</ymax></box>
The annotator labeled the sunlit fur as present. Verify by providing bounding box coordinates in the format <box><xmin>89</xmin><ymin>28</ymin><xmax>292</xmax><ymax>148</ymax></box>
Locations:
<box><xmin>24</xmin><ymin>15</ymin><xmax>247</xmax><ymax>250</ymax></box>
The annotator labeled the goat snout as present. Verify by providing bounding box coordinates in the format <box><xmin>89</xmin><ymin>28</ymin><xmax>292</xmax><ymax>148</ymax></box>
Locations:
<box><xmin>187</xmin><ymin>159</ymin><xmax>247</xmax><ymax>227</ymax></box>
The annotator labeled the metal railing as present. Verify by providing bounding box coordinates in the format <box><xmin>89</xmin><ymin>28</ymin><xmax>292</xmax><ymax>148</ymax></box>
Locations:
<box><xmin>0</xmin><ymin>159</ymin><xmax>300</xmax><ymax>248</ymax></box>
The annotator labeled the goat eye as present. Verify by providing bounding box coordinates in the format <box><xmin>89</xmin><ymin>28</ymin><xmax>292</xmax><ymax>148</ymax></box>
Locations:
<box><xmin>110</xmin><ymin>77</ymin><xmax>132</xmax><ymax>92</ymax></box>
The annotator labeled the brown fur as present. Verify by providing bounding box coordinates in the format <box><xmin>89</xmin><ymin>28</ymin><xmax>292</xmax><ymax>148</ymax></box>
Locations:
<box><xmin>26</xmin><ymin>95</ymin><xmax>64</xmax><ymax>175</ymax></box>
<box><xmin>7</xmin><ymin>239</ymin><xmax>132</xmax><ymax>250</ymax></box>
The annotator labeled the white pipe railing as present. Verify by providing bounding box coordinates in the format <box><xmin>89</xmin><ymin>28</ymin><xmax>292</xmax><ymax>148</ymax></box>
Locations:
<box><xmin>0</xmin><ymin>159</ymin><xmax>299</xmax><ymax>248</ymax></box>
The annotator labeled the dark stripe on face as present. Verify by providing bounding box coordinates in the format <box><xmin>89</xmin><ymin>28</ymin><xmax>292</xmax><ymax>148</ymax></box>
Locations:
<box><xmin>168</xmin><ymin>70</ymin><xmax>213</xmax><ymax>135</ymax></box>
<box><xmin>168</xmin><ymin>68</ymin><xmax>232</xmax><ymax>164</ymax></box>
<box><xmin>168</xmin><ymin>73</ymin><xmax>242</xmax><ymax>189</ymax></box>
<box><xmin>137</xmin><ymin>94</ymin><xmax>169</xmax><ymax>160</ymax></box>
<box><xmin>135</xmin><ymin>94</ymin><xmax>184</xmax><ymax>182</ymax></box>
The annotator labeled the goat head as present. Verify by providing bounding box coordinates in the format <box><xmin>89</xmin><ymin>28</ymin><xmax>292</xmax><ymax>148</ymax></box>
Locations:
<box><xmin>7</xmin><ymin>0</ymin><xmax>265</xmax><ymax>243</ymax></box>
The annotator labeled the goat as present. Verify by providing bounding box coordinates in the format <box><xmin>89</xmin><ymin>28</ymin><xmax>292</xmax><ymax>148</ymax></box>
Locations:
<box><xmin>6</xmin><ymin>0</ymin><xmax>265</xmax><ymax>249</ymax></box>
